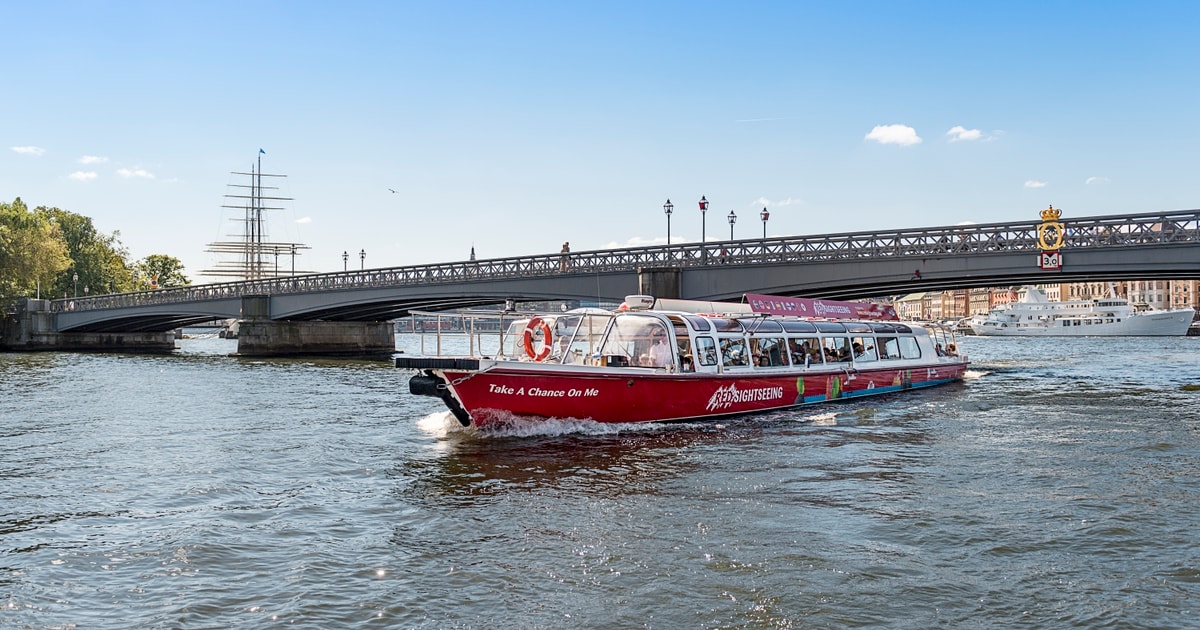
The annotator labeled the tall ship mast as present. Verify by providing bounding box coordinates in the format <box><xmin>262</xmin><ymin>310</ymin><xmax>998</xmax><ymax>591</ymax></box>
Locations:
<box><xmin>204</xmin><ymin>151</ymin><xmax>310</xmax><ymax>279</ymax></box>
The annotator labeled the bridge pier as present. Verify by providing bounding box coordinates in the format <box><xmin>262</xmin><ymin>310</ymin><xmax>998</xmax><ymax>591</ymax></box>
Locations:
<box><xmin>235</xmin><ymin>296</ymin><xmax>395</xmax><ymax>357</ymax></box>
<box><xmin>1</xmin><ymin>298</ymin><xmax>176</xmax><ymax>353</ymax></box>
<box><xmin>638</xmin><ymin>267</ymin><xmax>681</xmax><ymax>299</ymax></box>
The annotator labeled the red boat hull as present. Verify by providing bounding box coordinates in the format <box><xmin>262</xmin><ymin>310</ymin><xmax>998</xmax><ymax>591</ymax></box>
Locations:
<box><xmin>437</xmin><ymin>362</ymin><xmax>967</xmax><ymax>426</ymax></box>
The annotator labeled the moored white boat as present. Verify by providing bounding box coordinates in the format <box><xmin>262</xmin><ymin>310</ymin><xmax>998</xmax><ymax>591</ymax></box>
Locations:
<box><xmin>969</xmin><ymin>286</ymin><xmax>1194</xmax><ymax>337</ymax></box>
<box><xmin>397</xmin><ymin>293</ymin><xmax>968</xmax><ymax>427</ymax></box>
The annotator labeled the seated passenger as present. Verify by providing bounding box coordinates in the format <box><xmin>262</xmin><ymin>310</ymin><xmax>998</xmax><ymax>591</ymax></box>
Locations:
<box><xmin>935</xmin><ymin>343</ymin><xmax>945</xmax><ymax>356</ymax></box>
<box><xmin>757</xmin><ymin>354</ymin><xmax>770</xmax><ymax>367</ymax></box>
<box><xmin>945</xmin><ymin>343</ymin><xmax>958</xmax><ymax>357</ymax></box>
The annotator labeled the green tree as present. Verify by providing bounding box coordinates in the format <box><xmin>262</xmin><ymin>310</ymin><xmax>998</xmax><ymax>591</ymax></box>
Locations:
<box><xmin>134</xmin><ymin>254</ymin><xmax>191</xmax><ymax>289</ymax></box>
<box><xmin>0</xmin><ymin>198</ymin><xmax>71</xmax><ymax>301</ymax></box>
<box><xmin>40</xmin><ymin>206</ymin><xmax>131</xmax><ymax>296</ymax></box>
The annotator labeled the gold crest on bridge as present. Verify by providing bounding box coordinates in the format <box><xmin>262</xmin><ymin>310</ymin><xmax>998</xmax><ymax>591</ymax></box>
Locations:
<box><xmin>1036</xmin><ymin>204</ymin><xmax>1064</xmax><ymax>270</ymax></box>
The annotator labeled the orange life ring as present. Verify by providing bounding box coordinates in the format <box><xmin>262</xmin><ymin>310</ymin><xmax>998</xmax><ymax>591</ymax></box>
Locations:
<box><xmin>522</xmin><ymin>317</ymin><xmax>553</xmax><ymax>361</ymax></box>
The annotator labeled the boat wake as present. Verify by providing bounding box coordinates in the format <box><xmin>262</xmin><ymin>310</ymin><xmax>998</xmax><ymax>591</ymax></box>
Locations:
<box><xmin>964</xmin><ymin>369</ymin><xmax>990</xmax><ymax>379</ymax></box>
<box><xmin>415</xmin><ymin>410</ymin><xmax>679</xmax><ymax>439</ymax></box>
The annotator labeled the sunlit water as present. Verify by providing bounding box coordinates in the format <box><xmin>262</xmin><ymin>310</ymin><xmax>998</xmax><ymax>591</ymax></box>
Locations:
<box><xmin>2</xmin><ymin>333</ymin><xmax>1199</xmax><ymax>628</ymax></box>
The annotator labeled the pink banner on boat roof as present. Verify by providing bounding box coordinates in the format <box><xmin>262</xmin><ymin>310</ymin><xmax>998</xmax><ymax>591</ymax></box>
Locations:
<box><xmin>744</xmin><ymin>293</ymin><xmax>899</xmax><ymax>321</ymax></box>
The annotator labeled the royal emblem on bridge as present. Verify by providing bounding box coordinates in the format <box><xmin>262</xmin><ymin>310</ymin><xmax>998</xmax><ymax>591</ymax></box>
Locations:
<box><xmin>1036</xmin><ymin>204</ymin><xmax>1064</xmax><ymax>270</ymax></box>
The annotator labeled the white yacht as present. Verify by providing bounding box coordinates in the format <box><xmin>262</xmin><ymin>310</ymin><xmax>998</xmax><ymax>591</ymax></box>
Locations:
<box><xmin>970</xmin><ymin>286</ymin><xmax>1194</xmax><ymax>336</ymax></box>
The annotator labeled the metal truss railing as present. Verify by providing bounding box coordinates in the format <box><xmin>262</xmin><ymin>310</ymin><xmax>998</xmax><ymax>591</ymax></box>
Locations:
<box><xmin>52</xmin><ymin>209</ymin><xmax>1200</xmax><ymax>313</ymax></box>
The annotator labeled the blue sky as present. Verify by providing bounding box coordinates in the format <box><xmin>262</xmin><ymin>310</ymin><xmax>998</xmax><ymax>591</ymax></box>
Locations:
<box><xmin>3</xmin><ymin>1</ymin><xmax>1198</xmax><ymax>281</ymax></box>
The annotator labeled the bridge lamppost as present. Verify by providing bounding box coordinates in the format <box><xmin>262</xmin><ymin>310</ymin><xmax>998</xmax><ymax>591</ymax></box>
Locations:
<box><xmin>273</xmin><ymin>246</ymin><xmax>280</xmax><ymax>277</ymax></box>
<box><xmin>342</xmin><ymin>251</ymin><xmax>348</xmax><ymax>271</ymax></box>
<box><xmin>727</xmin><ymin>210</ymin><xmax>737</xmax><ymax>241</ymax></box>
<box><xmin>663</xmin><ymin>199</ymin><xmax>673</xmax><ymax>245</ymax></box>
<box><xmin>699</xmin><ymin>196</ymin><xmax>708</xmax><ymax>260</ymax></box>
<box><xmin>760</xmin><ymin>207</ymin><xmax>770</xmax><ymax>239</ymax></box>
<box><xmin>291</xmin><ymin>244</ymin><xmax>297</xmax><ymax>276</ymax></box>
<box><xmin>73</xmin><ymin>272</ymin><xmax>78</xmax><ymax>297</ymax></box>
<box><xmin>359</xmin><ymin>249</ymin><xmax>366</xmax><ymax>270</ymax></box>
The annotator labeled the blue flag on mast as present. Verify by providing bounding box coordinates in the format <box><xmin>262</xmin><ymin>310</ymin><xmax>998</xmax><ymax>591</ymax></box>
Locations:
<box><xmin>259</xmin><ymin>148</ymin><xmax>265</xmax><ymax>154</ymax></box>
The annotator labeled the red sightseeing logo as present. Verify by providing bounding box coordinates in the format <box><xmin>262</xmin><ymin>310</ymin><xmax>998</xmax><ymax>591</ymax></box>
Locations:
<box><xmin>705</xmin><ymin>384</ymin><xmax>785</xmax><ymax>411</ymax></box>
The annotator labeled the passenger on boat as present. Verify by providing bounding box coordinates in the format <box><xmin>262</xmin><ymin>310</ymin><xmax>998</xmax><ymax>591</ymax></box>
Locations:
<box><xmin>935</xmin><ymin>343</ymin><xmax>945</xmax><ymax>356</ymax></box>
<box><xmin>647</xmin><ymin>328</ymin><xmax>674</xmax><ymax>367</ymax></box>
<box><xmin>679</xmin><ymin>354</ymin><xmax>695</xmax><ymax>372</ymax></box>
<box><xmin>945</xmin><ymin>343</ymin><xmax>958</xmax><ymax>357</ymax></box>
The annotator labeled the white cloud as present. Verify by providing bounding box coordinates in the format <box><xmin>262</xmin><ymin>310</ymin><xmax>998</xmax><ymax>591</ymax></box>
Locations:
<box><xmin>1085</xmin><ymin>176</ymin><xmax>1110</xmax><ymax>185</ymax></box>
<box><xmin>946</xmin><ymin>126</ymin><xmax>982</xmax><ymax>142</ymax></box>
<box><xmin>754</xmin><ymin>197</ymin><xmax>802</xmax><ymax>207</ymax></box>
<box><xmin>12</xmin><ymin>146</ymin><xmax>46</xmax><ymax>156</ymax></box>
<box><xmin>865</xmin><ymin>124</ymin><xmax>922</xmax><ymax>146</ymax></box>
<box><xmin>1024</xmin><ymin>180</ymin><xmax>1047</xmax><ymax>189</ymax></box>
<box><xmin>68</xmin><ymin>171</ymin><xmax>98</xmax><ymax>181</ymax></box>
<box><xmin>116</xmin><ymin>167</ymin><xmax>155</xmax><ymax>179</ymax></box>
<box><xmin>79</xmin><ymin>155</ymin><xmax>109</xmax><ymax>164</ymax></box>
<box><xmin>295</xmin><ymin>217</ymin><xmax>312</xmax><ymax>224</ymax></box>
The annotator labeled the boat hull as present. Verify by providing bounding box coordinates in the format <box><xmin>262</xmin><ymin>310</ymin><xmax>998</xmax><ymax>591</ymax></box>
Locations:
<box><xmin>429</xmin><ymin>361</ymin><xmax>968</xmax><ymax>426</ymax></box>
<box><xmin>970</xmin><ymin>309</ymin><xmax>1193</xmax><ymax>336</ymax></box>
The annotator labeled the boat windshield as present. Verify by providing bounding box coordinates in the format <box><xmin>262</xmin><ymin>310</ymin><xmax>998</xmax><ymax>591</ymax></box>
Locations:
<box><xmin>596</xmin><ymin>314</ymin><xmax>674</xmax><ymax>368</ymax></box>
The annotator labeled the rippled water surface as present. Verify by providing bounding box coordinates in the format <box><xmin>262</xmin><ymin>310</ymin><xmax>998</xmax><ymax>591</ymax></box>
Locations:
<box><xmin>2</xmin><ymin>334</ymin><xmax>1199</xmax><ymax>628</ymax></box>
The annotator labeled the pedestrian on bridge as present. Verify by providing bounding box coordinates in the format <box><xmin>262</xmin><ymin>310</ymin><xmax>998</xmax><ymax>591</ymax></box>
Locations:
<box><xmin>560</xmin><ymin>242</ymin><xmax>571</xmax><ymax>272</ymax></box>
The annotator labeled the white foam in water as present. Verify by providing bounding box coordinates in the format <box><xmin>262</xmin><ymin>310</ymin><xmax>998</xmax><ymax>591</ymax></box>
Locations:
<box><xmin>416</xmin><ymin>408</ymin><xmax>689</xmax><ymax>439</ymax></box>
<box><xmin>964</xmin><ymin>369</ymin><xmax>989</xmax><ymax>379</ymax></box>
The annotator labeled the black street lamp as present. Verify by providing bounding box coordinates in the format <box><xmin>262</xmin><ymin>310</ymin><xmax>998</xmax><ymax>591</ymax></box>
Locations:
<box><xmin>273</xmin><ymin>246</ymin><xmax>280</xmax><ymax>277</ymax></box>
<box><xmin>291</xmin><ymin>244</ymin><xmax>297</xmax><ymax>276</ymax></box>
<box><xmin>760</xmin><ymin>207</ymin><xmax>770</xmax><ymax>239</ymax></box>
<box><xmin>359</xmin><ymin>249</ymin><xmax>366</xmax><ymax>270</ymax></box>
<box><xmin>727</xmin><ymin>210</ymin><xmax>737</xmax><ymax>240</ymax></box>
<box><xmin>342</xmin><ymin>251</ymin><xmax>348</xmax><ymax>271</ymax></box>
<box><xmin>73</xmin><ymin>272</ymin><xmax>78</xmax><ymax>297</ymax></box>
<box><xmin>663</xmin><ymin>199</ymin><xmax>673</xmax><ymax>245</ymax></box>
<box><xmin>699</xmin><ymin>196</ymin><xmax>709</xmax><ymax>262</ymax></box>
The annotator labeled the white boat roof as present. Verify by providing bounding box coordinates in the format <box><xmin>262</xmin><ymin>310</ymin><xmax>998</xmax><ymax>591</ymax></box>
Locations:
<box><xmin>652</xmin><ymin>298</ymin><xmax>754</xmax><ymax>314</ymax></box>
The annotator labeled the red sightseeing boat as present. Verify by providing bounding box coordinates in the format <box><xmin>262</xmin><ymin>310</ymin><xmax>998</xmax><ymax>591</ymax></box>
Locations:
<box><xmin>397</xmin><ymin>293</ymin><xmax>968</xmax><ymax>427</ymax></box>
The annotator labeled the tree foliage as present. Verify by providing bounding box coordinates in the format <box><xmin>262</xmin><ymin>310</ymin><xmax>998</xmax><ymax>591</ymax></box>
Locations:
<box><xmin>1</xmin><ymin>198</ymin><xmax>191</xmax><ymax>301</ymax></box>
<box><xmin>134</xmin><ymin>254</ymin><xmax>191</xmax><ymax>289</ymax></box>
<box><xmin>0</xmin><ymin>198</ymin><xmax>71</xmax><ymax>300</ymax></box>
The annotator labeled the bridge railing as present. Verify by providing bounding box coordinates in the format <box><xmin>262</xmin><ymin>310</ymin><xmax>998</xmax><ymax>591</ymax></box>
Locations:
<box><xmin>51</xmin><ymin>209</ymin><xmax>1200</xmax><ymax>313</ymax></box>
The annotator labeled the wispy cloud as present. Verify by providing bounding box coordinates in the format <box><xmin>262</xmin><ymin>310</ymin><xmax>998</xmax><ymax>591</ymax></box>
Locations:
<box><xmin>946</xmin><ymin>125</ymin><xmax>982</xmax><ymax>142</ymax></box>
<box><xmin>1085</xmin><ymin>176</ymin><xmax>1110</xmax><ymax>185</ymax></box>
<box><xmin>116</xmin><ymin>167</ymin><xmax>155</xmax><ymax>179</ymax></box>
<box><xmin>12</xmin><ymin>146</ymin><xmax>46</xmax><ymax>156</ymax></box>
<box><xmin>68</xmin><ymin>171</ymin><xmax>98</xmax><ymax>181</ymax></box>
<box><xmin>865</xmin><ymin>124</ymin><xmax>922</xmax><ymax>146</ymax></box>
<box><xmin>1024</xmin><ymin>180</ymin><xmax>1047</xmax><ymax>189</ymax></box>
<box><xmin>79</xmin><ymin>155</ymin><xmax>109</xmax><ymax>164</ymax></box>
<box><xmin>753</xmin><ymin>197</ymin><xmax>802</xmax><ymax>208</ymax></box>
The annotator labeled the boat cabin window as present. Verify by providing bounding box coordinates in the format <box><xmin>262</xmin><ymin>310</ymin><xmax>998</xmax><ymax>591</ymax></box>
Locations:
<box><xmin>695</xmin><ymin>336</ymin><xmax>718</xmax><ymax>367</ymax></box>
<box><xmin>782</xmin><ymin>321</ymin><xmax>818</xmax><ymax>334</ymax></box>
<box><xmin>821</xmin><ymin>336</ymin><xmax>852</xmax><ymax>362</ymax></box>
<box><xmin>742</xmin><ymin>318</ymin><xmax>783</xmax><ymax>334</ymax></box>
<box><xmin>898</xmin><ymin>336</ymin><xmax>922</xmax><ymax>359</ymax></box>
<box><xmin>749</xmin><ymin>337</ymin><xmax>788</xmax><ymax>367</ymax></box>
<box><xmin>876</xmin><ymin>337</ymin><xmax>901</xmax><ymax>360</ymax></box>
<box><xmin>788</xmin><ymin>337</ymin><xmax>823</xmax><ymax>366</ymax></box>
<box><xmin>850</xmin><ymin>336</ymin><xmax>878</xmax><ymax>362</ymax></box>
<box><xmin>720</xmin><ymin>337</ymin><xmax>750</xmax><ymax>367</ymax></box>
<box><xmin>710</xmin><ymin>318</ymin><xmax>744</xmax><ymax>333</ymax></box>
<box><xmin>815</xmin><ymin>322</ymin><xmax>847</xmax><ymax>334</ymax></box>
<box><xmin>684</xmin><ymin>315</ymin><xmax>712</xmax><ymax>331</ymax></box>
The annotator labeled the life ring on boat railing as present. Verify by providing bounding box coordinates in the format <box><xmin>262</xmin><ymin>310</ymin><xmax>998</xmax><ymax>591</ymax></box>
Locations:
<box><xmin>523</xmin><ymin>317</ymin><xmax>554</xmax><ymax>361</ymax></box>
